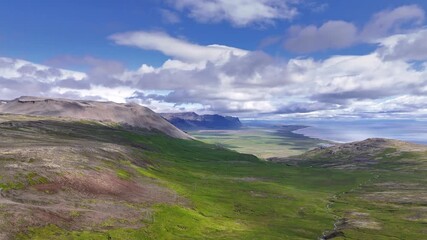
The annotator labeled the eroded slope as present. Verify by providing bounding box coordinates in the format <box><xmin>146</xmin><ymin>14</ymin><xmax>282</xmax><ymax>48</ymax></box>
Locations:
<box><xmin>0</xmin><ymin>115</ymin><xmax>183</xmax><ymax>239</ymax></box>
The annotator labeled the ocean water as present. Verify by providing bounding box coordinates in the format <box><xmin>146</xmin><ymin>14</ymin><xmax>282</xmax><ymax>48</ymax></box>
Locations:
<box><xmin>289</xmin><ymin>119</ymin><xmax>427</xmax><ymax>145</ymax></box>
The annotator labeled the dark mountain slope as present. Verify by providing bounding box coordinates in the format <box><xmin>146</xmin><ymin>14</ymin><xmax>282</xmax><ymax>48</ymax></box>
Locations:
<box><xmin>161</xmin><ymin>112</ymin><xmax>242</xmax><ymax>130</ymax></box>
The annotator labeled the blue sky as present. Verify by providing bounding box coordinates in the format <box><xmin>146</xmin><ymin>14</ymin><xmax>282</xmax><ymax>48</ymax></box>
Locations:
<box><xmin>2</xmin><ymin>0</ymin><xmax>425</xmax><ymax>67</ymax></box>
<box><xmin>1</xmin><ymin>0</ymin><xmax>427</xmax><ymax>119</ymax></box>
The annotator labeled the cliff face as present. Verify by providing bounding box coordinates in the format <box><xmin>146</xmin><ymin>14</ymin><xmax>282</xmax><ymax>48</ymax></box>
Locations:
<box><xmin>0</xmin><ymin>96</ymin><xmax>192</xmax><ymax>139</ymax></box>
<box><xmin>161</xmin><ymin>112</ymin><xmax>242</xmax><ymax>130</ymax></box>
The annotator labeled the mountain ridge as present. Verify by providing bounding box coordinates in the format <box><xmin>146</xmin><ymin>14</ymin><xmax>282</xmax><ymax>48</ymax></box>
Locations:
<box><xmin>0</xmin><ymin>96</ymin><xmax>191</xmax><ymax>140</ymax></box>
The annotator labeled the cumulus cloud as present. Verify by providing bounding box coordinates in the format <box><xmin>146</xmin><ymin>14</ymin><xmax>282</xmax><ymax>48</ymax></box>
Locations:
<box><xmin>273</xmin><ymin>102</ymin><xmax>340</xmax><ymax>114</ymax></box>
<box><xmin>295</xmin><ymin>53</ymin><xmax>424</xmax><ymax>101</ymax></box>
<box><xmin>3</xmin><ymin>21</ymin><xmax>427</xmax><ymax>118</ymax></box>
<box><xmin>120</xmin><ymin>43</ymin><xmax>427</xmax><ymax>118</ymax></box>
<box><xmin>170</xmin><ymin>0</ymin><xmax>298</xmax><ymax>26</ymax></box>
<box><xmin>109</xmin><ymin>31</ymin><xmax>248</xmax><ymax>62</ymax></box>
<box><xmin>0</xmin><ymin>57</ymin><xmax>85</xmax><ymax>83</ymax></box>
<box><xmin>284</xmin><ymin>5</ymin><xmax>425</xmax><ymax>53</ymax></box>
<box><xmin>378</xmin><ymin>29</ymin><xmax>427</xmax><ymax>61</ymax></box>
<box><xmin>361</xmin><ymin>4</ymin><xmax>425</xmax><ymax>41</ymax></box>
<box><xmin>0</xmin><ymin>57</ymin><xmax>85</xmax><ymax>100</ymax></box>
<box><xmin>0</xmin><ymin>56</ymin><xmax>135</xmax><ymax>103</ymax></box>
<box><xmin>285</xmin><ymin>21</ymin><xmax>358</xmax><ymax>53</ymax></box>
<box><xmin>46</xmin><ymin>55</ymin><xmax>133</xmax><ymax>89</ymax></box>
<box><xmin>2</xmin><ymin>45</ymin><xmax>427</xmax><ymax>118</ymax></box>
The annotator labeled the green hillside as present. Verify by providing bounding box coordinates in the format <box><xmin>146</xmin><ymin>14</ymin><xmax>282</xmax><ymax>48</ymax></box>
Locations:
<box><xmin>0</xmin><ymin>115</ymin><xmax>426</xmax><ymax>239</ymax></box>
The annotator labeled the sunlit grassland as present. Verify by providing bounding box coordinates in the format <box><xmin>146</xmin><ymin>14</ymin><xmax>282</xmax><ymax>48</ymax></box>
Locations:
<box><xmin>189</xmin><ymin>127</ymin><xmax>327</xmax><ymax>159</ymax></box>
<box><xmin>17</xmin><ymin>128</ymin><xmax>371</xmax><ymax>239</ymax></box>
<box><xmin>331</xmin><ymin>170</ymin><xmax>427</xmax><ymax>240</ymax></box>
<box><xmin>15</xmin><ymin>122</ymin><xmax>427</xmax><ymax>239</ymax></box>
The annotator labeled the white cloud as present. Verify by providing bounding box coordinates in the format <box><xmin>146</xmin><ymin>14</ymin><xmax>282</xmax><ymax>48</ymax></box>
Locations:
<box><xmin>0</xmin><ymin>57</ymin><xmax>86</xmax><ymax>100</ymax></box>
<box><xmin>0</xmin><ymin>57</ymin><xmax>85</xmax><ymax>82</ymax></box>
<box><xmin>284</xmin><ymin>5</ymin><xmax>425</xmax><ymax>53</ymax></box>
<box><xmin>0</xmin><ymin>57</ymin><xmax>134</xmax><ymax>103</ymax></box>
<box><xmin>52</xmin><ymin>85</ymin><xmax>135</xmax><ymax>103</ymax></box>
<box><xmin>3</xmin><ymin>24</ymin><xmax>427</xmax><ymax>119</ymax></box>
<box><xmin>378</xmin><ymin>29</ymin><xmax>427</xmax><ymax>61</ymax></box>
<box><xmin>109</xmin><ymin>31</ymin><xmax>248</xmax><ymax>62</ymax></box>
<box><xmin>285</xmin><ymin>21</ymin><xmax>358</xmax><ymax>53</ymax></box>
<box><xmin>119</xmin><ymin>44</ymin><xmax>426</xmax><ymax>118</ymax></box>
<box><xmin>286</xmin><ymin>53</ymin><xmax>423</xmax><ymax>102</ymax></box>
<box><xmin>2</xmin><ymin>45</ymin><xmax>427</xmax><ymax>118</ymax></box>
<box><xmin>171</xmin><ymin>0</ymin><xmax>298</xmax><ymax>26</ymax></box>
<box><xmin>361</xmin><ymin>4</ymin><xmax>425</xmax><ymax>41</ymax></box>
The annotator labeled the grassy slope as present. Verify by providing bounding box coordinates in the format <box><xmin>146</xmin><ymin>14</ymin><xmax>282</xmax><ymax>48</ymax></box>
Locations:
<box><xmin>10</xmin><ymin>120</ymin><xmax>371</xmax><ymax>240</ymax></box>
<box><xmin>6</xmin><ymin>119</ymin><xmax>426</xmax><ymax>239</ymax></box>
<box><xmin>279</xmin><ymin>141</ymin><xmax>427</xmax><ymax>239</ymax></box>
<box><xmin>332</xmin><ymin>150</ymin><xmax>427</xmax><ymax>240</ymax></box>
<box><xmin>122</xmin><ymin>133</ymin><xmax>373</xmax><ymax>240</ymax></box>
<box><xmin>332</xmin><ymin>172</ymin><xmax>427</xmax><ymax>239</ymax></box>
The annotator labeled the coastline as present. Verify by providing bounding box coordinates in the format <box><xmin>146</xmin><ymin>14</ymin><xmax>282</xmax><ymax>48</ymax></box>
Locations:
<box><xmin>243</xmin><ymin>119</ymin><xmax>427</xmax><ymax>145</ymax></box>
<box><xmin>292</xmin><ymin>126</ymin><xmax>345</xmax><ymax>144</ymax></box>
<box><xmin>293</xmin><ymin>124</ymin><xmax>427</xmax><ymax>145</ymax></box>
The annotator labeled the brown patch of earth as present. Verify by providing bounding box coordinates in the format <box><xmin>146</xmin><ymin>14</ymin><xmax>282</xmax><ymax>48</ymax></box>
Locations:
<box><xmin>33</xmin><ymin>183</ymin><xmax>62</xmax><ymax>194</ymax></box>
<box><xmin>405</xmin><ymin>207</ymin><xmax>427</xmax><ymax>221</ymax></box>
<box><xmin>344</xmin><ymin>212</ymin><xmax>381</xmax><ymax>230</ymax></box>
<box><xmin>363</xmin><ymin>191</ymin><xmax>427</xmax><ymax>204</ymax></box>
<box><xmin>0</xmin><ymin>170</ymin><xmax>184</xmax><ymax>239</ymax></box>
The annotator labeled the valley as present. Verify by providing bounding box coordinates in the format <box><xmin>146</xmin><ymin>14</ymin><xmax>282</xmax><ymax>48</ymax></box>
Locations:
<box><xmin>0</xmin><ymin>112</ymin><xmax>426</xmax><ymax>239</ymax></box>
<box><xmin>189</xmin><ymin>125</ymin><xmax>328</xmax><ymax>159</ymax></box>
<box><xmin>2</xmin><ymin>1</ymin><xmax>427</xmax><ymax>239</ymax></box>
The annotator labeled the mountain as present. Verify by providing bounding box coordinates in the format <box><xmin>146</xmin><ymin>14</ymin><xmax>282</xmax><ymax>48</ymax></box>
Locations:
<box><xmin>160</xmin><ymin>112</ymin><xmax>242</xmax><ymax>130</ymax></box>
<box><xmin>0</xmin><ymin>96</ymin><xmax>191</xmax><ymax>139</ymax></box>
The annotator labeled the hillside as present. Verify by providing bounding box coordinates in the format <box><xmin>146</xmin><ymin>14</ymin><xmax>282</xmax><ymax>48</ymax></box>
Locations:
<box><xmin>272</xmin><ymin>138</ymin><xmax>427</xmax><ymax>239</ymax></box>
<box><xmin>0</xmin><ymin>114</ymin><xmax>183</xmax><ymax>239</ymax></box>
<box><xmin>161</xmin><ymin>112</ymin><xmax>242</xmax><ymax>130</ymax></box>
<box><xmin>0</xmin><ymin>114</ymin><xmax>426</xmax><ymax>239</ymax></box>
<box><xmin>0</xmin><ymin>114</ymin><xmax>371</xmax><ymax>239</ymax></box>
<box><xmin>273</xmin><ymin>138</ymin><xmax>427</xmax><ymax>170</ymax></box>
<box><xmin>0</xmin><ymin>96</ymin><xmax>191</xmax><ymax>139</ymax></box>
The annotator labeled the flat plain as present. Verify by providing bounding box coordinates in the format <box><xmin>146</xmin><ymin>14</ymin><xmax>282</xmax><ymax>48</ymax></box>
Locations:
<box><xmin>189</xmin><ymin>125</ymin><xmax>328</xmax><ymax>159</ymax></box>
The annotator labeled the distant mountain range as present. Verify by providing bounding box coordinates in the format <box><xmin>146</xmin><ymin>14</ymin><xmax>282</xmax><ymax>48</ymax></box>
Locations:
<box><xmin>160</xmin><ymin>112</ymin><xmax>242</xmax><ymax>130</ymax></box>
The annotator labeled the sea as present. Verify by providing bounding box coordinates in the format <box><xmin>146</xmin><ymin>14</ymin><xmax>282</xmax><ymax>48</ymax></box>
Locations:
<box><xmin>245</xmin><ymin>119</ymin><xmax>427</xmax><ymax>145</ymax></box>
<box><xmin>292</xmin><ymin>119</ymin><xmax>427</xmax><ymax>145</ymax></box>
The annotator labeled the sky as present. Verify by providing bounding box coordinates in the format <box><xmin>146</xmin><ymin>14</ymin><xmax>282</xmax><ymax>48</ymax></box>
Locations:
<box><xmin>1</xmin><ymin>0</ymin><xmax>427</xmax><ymax>119</ymax></box>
